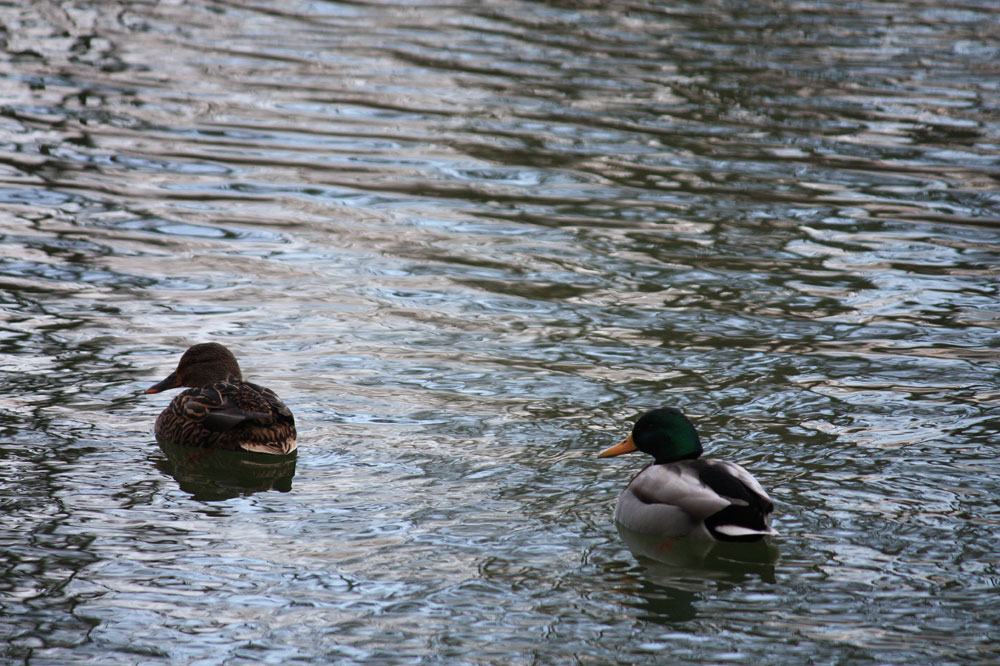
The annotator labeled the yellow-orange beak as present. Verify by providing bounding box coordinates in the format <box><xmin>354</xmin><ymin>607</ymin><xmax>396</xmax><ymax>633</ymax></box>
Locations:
<box><xmin>598</xmin><ymin>433</ymin><xmax>637</xmax><ymax>458</ymax></box>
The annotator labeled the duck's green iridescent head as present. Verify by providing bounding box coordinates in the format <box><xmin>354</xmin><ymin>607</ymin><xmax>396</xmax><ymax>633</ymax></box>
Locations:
<box><xmin>599</xmin><ymin>407</ymin><xmax>703</xmax><ymax>464</ymax></box>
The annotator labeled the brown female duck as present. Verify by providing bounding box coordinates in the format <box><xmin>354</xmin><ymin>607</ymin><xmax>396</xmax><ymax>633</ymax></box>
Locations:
<box><xmin>144</xmin><ymin>343</ymin><xmax>297</xmax><ymax>454</ymax></box>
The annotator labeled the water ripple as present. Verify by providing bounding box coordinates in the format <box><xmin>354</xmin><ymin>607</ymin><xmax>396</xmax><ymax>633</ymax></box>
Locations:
<box><xmin>1</xmin><ymin>0</ymin><xmax>999</xmax><ymax>664</ymax></box>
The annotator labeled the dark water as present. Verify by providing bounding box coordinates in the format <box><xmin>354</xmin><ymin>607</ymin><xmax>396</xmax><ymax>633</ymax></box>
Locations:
<box><xmin>2</xmin><ymin>1</ymin><xmax>999</xmax><ymax>664</ymax></box>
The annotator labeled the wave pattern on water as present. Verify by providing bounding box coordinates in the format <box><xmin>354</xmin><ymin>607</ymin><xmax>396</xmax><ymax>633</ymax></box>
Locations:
<box><xmin>1</xmin><ymin>1</ymin><xmax>999</xmax><ymax>664</ymax></box>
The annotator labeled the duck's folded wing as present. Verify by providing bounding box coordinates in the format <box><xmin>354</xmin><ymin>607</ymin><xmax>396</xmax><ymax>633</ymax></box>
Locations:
<box><xmin>177</xmin><ymin>385</ymin><xmax>269</xmax><ymax>432</ymax></box>
<box><xmin>256</xmin><ymin>384</ymin><xmax>295</xmax><ymax>423</ymax></box>
<box><xmin>694</xmin><ymin>459</ymin><xmax>775</xmax><ymax>537</ymax></box>
<box><xmin>616</xmin><ymin>460</ymin><xmax>774</xmax><ymax>538</ymax></box>
<box><xmin>629</xmin><ymin>463</ymin><xmax>733</xmax><ymax>516</ymax></box>
<box><xmin>718</xmin><ymin>460</ymin><xmax>773</xmax><ymax>506</ymax></box>
<box><xmin>614</xmin><ymin>464</ymin><xmax>731</xmax><ymax>535</ymax></box>
<box><xmin>695</xmin><ymin>459</ymin><xmax>773</xmax><ymax>510</ymax></box>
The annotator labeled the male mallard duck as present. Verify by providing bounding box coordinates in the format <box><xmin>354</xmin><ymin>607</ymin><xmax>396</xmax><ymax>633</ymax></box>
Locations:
<box><xmin>144</xmin><ymin>343</ymin><xmax>297</xmax><ymax>454</ymax></box>
<box><xmin>599</xmin><ymin>407</ymin><xmax>775</xmax><ymax>542</ymax></box>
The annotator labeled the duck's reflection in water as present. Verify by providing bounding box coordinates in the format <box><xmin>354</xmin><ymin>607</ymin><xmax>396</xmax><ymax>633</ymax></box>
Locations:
<box><xmin>612</xmin><ymin>524</ymin><xmax>779</xmax><ymax>623</ymax></box>
<box><xmin>618</xmin><ymin>523</ymin><xmax>779</xmax><ymax>572</ymax></box>
<box><xmin>155</xmin><ymin>440</ymin><xmax>297</xmax><ymax>501</ymax></box>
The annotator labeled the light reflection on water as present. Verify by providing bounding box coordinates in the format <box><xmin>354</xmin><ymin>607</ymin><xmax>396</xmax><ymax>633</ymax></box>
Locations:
<box><xmin>2</xmin><ymin>0</ymin><xmax>1000</xmax><ymax>664</ymax></box>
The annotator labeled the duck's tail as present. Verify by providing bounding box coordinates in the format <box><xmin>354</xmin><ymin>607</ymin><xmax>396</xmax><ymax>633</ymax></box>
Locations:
<box><xmin>713</xmin><ymin>524</ymin><xmax>778</xmax><ymax>540</ymax></box>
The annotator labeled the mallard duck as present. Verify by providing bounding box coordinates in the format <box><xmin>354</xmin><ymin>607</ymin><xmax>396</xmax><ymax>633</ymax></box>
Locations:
<box><xmin>599</xmin><ymin>407</ymin><xmax>775</xmax><ymax>542</ymax></box>
<box><xmin>144</xmin><ymin>343</ymin><xmax>297</xmax><ymax>454</ymax></box>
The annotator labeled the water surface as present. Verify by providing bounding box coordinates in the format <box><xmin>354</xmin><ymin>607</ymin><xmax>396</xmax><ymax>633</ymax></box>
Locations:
<box><xmin>1</xmin><ymin>1</ymin><xmax>999</xmax><ymax>664</ymax></box>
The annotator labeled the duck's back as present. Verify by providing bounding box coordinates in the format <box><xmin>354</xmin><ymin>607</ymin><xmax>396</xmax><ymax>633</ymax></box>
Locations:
<box><xmin>155</xmin><ymin>380</ymin><xmax>297</xmax><ymax>454</ymax></box>
<box><xmin>615</xmin><ymin>458</ymin><xmax>773</xmax><ymax>540</ymax></box>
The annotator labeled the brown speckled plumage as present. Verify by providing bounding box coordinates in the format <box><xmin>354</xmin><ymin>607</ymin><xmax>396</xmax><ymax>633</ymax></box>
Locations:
<box><xmin>145</xmin><ymin>343</ymin><xmax>297</xmax><ymax>454</ymax></box>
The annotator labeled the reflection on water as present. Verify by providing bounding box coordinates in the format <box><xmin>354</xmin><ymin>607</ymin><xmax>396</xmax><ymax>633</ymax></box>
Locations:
<box><xmin>155</xmin><ymin>442</ymin><xmax>297</xmax><ymax>501</ymax></box>
<box><xmin>2</xmin><ymin>0</ymin><xmax>1000</xmax><ymax>664</ymax></box>
<box><xmin>613</xmin><ymin>526</ymin><xmax>779</xmax><ymax>624</ymax></box>
<box><xmin>616</xmin><ymin>524</ymin><xmax>779</xmax><ymax>574</ymax></box>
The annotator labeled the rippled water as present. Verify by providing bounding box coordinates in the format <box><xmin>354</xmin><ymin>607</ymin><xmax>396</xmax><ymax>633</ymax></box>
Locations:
<box><xmin>2</xmin><ymin>1</ymin><xmax>999</xmax><ymax>664</ymax></box>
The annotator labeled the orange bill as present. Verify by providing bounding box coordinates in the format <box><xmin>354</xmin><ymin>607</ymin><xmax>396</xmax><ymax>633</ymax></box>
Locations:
<box><xmin>598</xmin><ymin>433</ymin><xmax>637</xmax><ymax>458</ymax></box>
